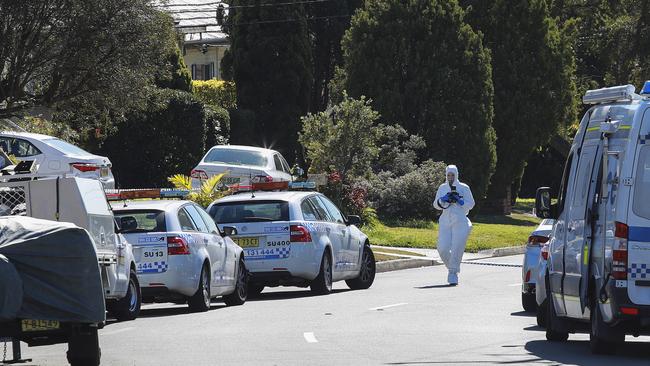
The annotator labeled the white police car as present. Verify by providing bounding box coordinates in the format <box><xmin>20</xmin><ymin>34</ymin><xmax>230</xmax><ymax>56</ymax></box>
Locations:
<box><xmin>112</xmin><ymin>200</ymin><xmax>248</xmax><ymax>311</ymax></box>
<box><xmin>207</xmin><ymin>191</ymin><xmax>375</xmax><ymax>295</ymax></box>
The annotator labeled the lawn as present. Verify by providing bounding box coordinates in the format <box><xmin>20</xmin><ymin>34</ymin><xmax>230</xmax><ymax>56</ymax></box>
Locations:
<box><xmin>365</xmin><ymin>200</ymin><xmax>541</xmax><ymax>253</ymax></box>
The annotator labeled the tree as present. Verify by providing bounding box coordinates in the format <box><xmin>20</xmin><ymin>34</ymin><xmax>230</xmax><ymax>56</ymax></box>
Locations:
<box><xmin>227</xmin><ymin>0</ymin><xmax>313</xmax><ymax>165</ymax></box>
<box><xmin>0</xmin><ymin>0</ymin><xmax>172</xmax><ymax>117</ymax></box>
<box><xmin>299</xmin><ymin>94</ymin><xmax>380</xmax><ymax>182</ymax></box>
<box><xmin>341</xmin><ymin>0</ymin><xmax>496</xmax><ymax>200</ymax></box>
<box><xmin>466</xmin><ymin>0</ymin><xmax>577</xmax><ymax>213</ymax></box>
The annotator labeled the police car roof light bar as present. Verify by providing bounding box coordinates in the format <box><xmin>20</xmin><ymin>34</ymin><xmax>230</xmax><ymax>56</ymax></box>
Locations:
<box><xmin>583</xmin><ymin>84</ymin><xmax>637</xmax><ymax>104</ymax></box>
<box><xmin>105</xmin><ymin>188</ymin><xmax>190</xmax><ymax>201</ymax></box>
<box><xmin>641</xmin><ymin>80</ymin><xmax>650</xmax><ymax>96</ymax></box>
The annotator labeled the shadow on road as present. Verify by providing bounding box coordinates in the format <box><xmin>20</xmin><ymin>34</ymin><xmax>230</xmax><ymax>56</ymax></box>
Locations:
<box><xmin>136</xmin><ymin>304</ymin><xmax>226</xmax><ymax>318</ymax></box>
<box><xmin>414</xmin><ymin>284</ymin><xmax>456</xmax><ymax>289</ymax></box>
<box><xmin>248</xmin><ymin>288</ymin><xmax>351</xmax><ymax>302</ymax></box>
<box><xmin>510</xmin><ymin>311</ymin><xmax>534</xmax><ymax>317</ymax></box>
<box><xmin>525</xmin><ymin>339</ymin><xmax>650</xmax><ymax>366</ymax></box>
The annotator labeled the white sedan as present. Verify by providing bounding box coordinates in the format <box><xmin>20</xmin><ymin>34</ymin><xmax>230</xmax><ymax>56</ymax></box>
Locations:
<box><xmin>207</xmin><ymin>191</ymin><xmax>376</xmax><ymax>296</ymax></box>
<box><xmin>0</xmin><ymin>131</ymin><xmax>115</xmax><ymax>188</ymax></box>
<box><xmin>112</xmin><ymin>200</ymin><xmax>248</xmax><ymax>311</ymax></box>
<box><xmin>191</xmin><ymin>145</ymin><xmax>294</xmax><ymax>186</ymax></box>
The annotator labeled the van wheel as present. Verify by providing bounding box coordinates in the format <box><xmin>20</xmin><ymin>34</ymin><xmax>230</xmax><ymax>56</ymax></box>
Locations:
<box><xmin>522</xmin><ymin>292</ymin><xmax>537</xmax><ymax>312</ymax></box>
<box><xmin>188</xmin><ymin>265</ymin><xmax>211</xmax><ymax>312</ymax></box>
<box><xmin>67</xmin><ymin>326</ymin><xmax>100</xmax><ymax>366</ymax></box>
<box><xmin>107</xmin><ymin>269</ymin><xmax>141</xmax><ymax>321</ymax></box>
<box><xmin>546</xmin><ymin>296</ymin><xmax>569</xmax><ymax>342</ymax></box>
<box><xmin>224</xmin><ymin>259</ymin><xmax>247</xmax><ymax>306</ymax></box>
<box><xmin>590</xmin><ymin>298</ymin><xmax>624</xmax><ymax>354</ymax></box>
<box><xmin>536</xmin><ymin>298</ymin><xmax>548</xmax><ymax>327</ymax></box>
<box><xmin>311</xmin><ymin>251</ymin><xmax>332</xmax><ymax>295</ymax></box>
<box><xmin>346</xmin><ymin>246</ymin><xmax>376</xmax><ymax>290</ymax></box>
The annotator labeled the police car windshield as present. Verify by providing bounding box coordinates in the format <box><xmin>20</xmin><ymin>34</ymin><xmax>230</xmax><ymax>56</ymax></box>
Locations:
<box><xmin>211</xmin><ymin>201</ymin><xmax>289</xmax><ymax>224</ymax></box>
<box><xmin>113</xmin><ymin>210</ymin><xmax>166</xmax><ymax>233</ymax></box>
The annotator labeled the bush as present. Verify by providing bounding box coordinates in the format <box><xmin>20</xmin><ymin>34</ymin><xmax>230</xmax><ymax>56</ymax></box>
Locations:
<box><xmin>369</xmin><ymin>160</ymin><xmax>447</xmax><ymax>220</ymax></box>
<box><xmin>192</xmin><ymin>80</ymin><xmax>237</xmax><ymax>110</ymax></box>
<box><xmin>101</xmin><ymin>89</ymin><xmax>225</xmax><ymax>188</ymax></box>
<box><xmin>205</xmin><ymin>106</ymin><xmax>230</xmax><ymax>148</ymax></box>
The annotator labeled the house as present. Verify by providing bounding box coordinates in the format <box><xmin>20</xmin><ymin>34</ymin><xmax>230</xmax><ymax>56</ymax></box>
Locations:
<box><xmin>157</xmin><ymin>0</ymin><xmax>229</xmax><ymax>80</ymax></box>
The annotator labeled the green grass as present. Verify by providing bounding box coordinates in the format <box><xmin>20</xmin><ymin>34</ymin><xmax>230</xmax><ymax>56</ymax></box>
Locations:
<box><xmin>365</xmin><ymin>203</ymin><xmax>541</xmax><ymax>253</ymax></box>
<box><xmin>370</xmin><ymin>247</ymin><xmax>426</xmax><ymax>257</ymax></box>
<box><xmin>374</xmin><ymin>253</ymin><xmax>403</xmax><ymax>262</ymax></box>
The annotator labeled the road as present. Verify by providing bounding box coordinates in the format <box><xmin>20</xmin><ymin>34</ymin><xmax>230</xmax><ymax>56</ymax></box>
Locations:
<box><xmin>8</xmin><ymin>255</ymin><xmax>650</xmax><ymax>365</ymax></box>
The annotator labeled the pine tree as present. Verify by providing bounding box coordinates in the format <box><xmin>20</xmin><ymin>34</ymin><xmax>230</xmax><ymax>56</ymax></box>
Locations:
<box><xmin>341</xmin><ymin>0</ymin><xmax>496</xmax><ymax>200</ymax></box>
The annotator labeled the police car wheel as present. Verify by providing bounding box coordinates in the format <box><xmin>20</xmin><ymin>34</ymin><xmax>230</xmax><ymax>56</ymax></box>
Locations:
<box><xmin>108</xmin><ymin>269</ymin><xmax>141</xmax><ymax>321</ymax></box>
<box><xmin>522</xmin><ymin>293</ymin><xmax>537</xmax><ymax>312</ymax></box>
<box><xmin>188</xmin><ymin>265</ymin><xmax>211</xmax><ymax>312</ymax></box>
<box><xmin>545</xmin><ymin>295</ymin><xmax>569</xmax><ymax>342</ymax></box>
<box><xmin>224</xmin><ymin>259</ymin><xmax>247</xmax><ymax>306</ymax></box>
<box><xmin>311</xmin><ymin>251</ymin><xmax>333</xmax><ymax>295</ymax></box>
<box><xmin>589</xmin><ymin>297</ymin><xmax>623</xmax><ymax>354</ymax></box>
<box><xmin>346</xmin><ymin>246</ymin><xmax>376</xmax><ymax>290</ymax></box>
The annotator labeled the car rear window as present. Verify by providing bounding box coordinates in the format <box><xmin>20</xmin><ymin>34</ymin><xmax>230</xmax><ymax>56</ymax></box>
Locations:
<box><xmin>114</xmin><ymin>210</ymin><xmax>166</xmax><ymax>233</ymax></box>
<box><xmin>44</xmin><ymin>138</ymin><xmax>93</xmax><ymax>156</ymax></box>
<box><xmin>204</xmin><ymin>148</ymin><xmax>267</xmax><ymax>167</ymax></box>
<box><xmin>211</xmin><ymin>201</ymin><xmax>289</xmax><ymax>223</ymax></box>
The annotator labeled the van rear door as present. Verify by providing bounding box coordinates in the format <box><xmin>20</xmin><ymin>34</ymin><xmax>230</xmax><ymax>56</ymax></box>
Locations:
<box><xmin>627</xmin><ymin>141</ymin><xmax>650</xmax><ymax>305</ymax></box>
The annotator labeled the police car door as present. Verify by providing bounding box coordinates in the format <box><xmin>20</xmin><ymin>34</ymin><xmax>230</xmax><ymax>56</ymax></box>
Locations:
<box><xmin>318</xmin><ymin>196</ymin><xmax>359</xmax><ymax>274</ymax></box>
<box><xmin>563</xmin><ymin>143</ymin><xmax>600</xmax><ymax>317</ymax></box>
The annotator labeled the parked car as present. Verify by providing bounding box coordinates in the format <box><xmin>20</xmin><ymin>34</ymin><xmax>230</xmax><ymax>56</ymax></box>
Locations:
<box><xmin>191</xmin><ymin>145</ymin><xmax>293</xmax><ymax>186</ymax></box>
<box><xmin>536</xmin><ymin>240</ymin><xmax>551</xmax><ymax>327</ymax></box>
<box><xmin>521</xmin><ymin>219</ymin><xmax>555</xmax><ymax>312</ymax></box>
<box><xmin>0</xmin><ymin>131</ymin><xmax>115</xmax><ymax>188</ymax></box>
<box><xmin>536</xmin><ymin>83</ymin><xmax>650</xmax><ymax>353</ymax></box>
<box><xmin>112</xmin><ymin>200</ymin><xmax>248</xmax><ymax>311</ymax></box>
<box><xmin>206</xmin><ymin>190</ymin><xmax>376</xmax><ymax>296</ymax></box>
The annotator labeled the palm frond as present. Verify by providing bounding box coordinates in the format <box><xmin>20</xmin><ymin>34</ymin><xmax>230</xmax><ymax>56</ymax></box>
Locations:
<box><xmin>201</xmin><ymin>171</ymin><xmax>228</xmax><ymax>195</ymax></box>
<box><xmin>168</xmin><ymin>174</ymin><xmax>193</xmax><ymax>190</ymax></box>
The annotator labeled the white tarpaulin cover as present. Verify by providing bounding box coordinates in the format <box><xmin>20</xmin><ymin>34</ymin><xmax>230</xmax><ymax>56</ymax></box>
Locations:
<box><xmin>0</xmin><ymin>216</ymin><xmax>105</xmax><ymax>323</ymax></box>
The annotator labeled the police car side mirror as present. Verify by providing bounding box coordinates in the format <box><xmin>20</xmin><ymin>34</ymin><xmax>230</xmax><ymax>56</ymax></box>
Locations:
<box><xmin>346</xmin><ymin>215</ymin><xmax>362</xmax><ymax>226</ymax></box>
<box><xmin>535</xmin><ymin>187</ymin><xmax>553</xmax><ymax>219</ymax></box>
<box><xmin>222</xmin><ymin>226</ymin><xmax>237</xmax><ymax>236</ymax></box>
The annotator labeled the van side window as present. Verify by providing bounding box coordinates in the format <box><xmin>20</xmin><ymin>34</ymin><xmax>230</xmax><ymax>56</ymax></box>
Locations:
<box><xmin>557</xmin><ymin>152</ymin><xmax>574</xmax><ymax>214</ymax></box>
<box><xmin>633</xmin><ymin>146</ymin><xmax>650</xmax><ymax>219</ymax></box>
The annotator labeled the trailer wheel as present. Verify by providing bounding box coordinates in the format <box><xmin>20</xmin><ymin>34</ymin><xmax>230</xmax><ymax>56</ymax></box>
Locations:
<box><xmin>67</xmin><ymin>326</ymin><xmax>101</xmax><ymax>366</ymax></box>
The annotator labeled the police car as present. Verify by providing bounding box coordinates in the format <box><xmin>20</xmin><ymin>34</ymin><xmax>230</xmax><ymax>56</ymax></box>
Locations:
<box><xmin>112</xmin><ymin>199</ymin><xmax>248</xmax><ymax>311</ymax></box>
<box><xmin>207</xmin><ymin>189</ymin><xmax>376</xmax><ymax>295</ymax></box>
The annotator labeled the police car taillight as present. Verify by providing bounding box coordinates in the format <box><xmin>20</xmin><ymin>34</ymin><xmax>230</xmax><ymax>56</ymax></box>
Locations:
<box><xmin>190</xmin><ymin>169</ymin><xmax>208</xmax><ymax>180</ymax></box>
<box><xmin>290</xmin><ymin>225</ymin><xmax>312</xmax><ymax>242</ymax></box>
<box><xmin>612</xmin><ymin>221</ymin><xmax>628</xmax><ymax>280</ymax></box>
<box><xmin>168</xmin><ymin>236</ymin><xmax>190</xmax><ymax>255</ymax></box>
<box><xmin>527</xmin><ymin>235</ymin><xmax>549</xmax><ymax>247</ymax></box>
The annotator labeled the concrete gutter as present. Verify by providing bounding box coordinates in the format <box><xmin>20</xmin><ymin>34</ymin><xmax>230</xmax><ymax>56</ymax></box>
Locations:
<box><xmin>376</xmin><ymin>258</ymin><xmax>441</xmax><ymax>273</ymax></box>
<box><xmin>476</xmin><ymin>245</ymin><xmax>526</xmax><ymax>258</ymax></box>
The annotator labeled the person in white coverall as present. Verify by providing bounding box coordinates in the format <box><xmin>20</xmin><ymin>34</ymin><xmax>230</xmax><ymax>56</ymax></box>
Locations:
<box><xmin>433</xmin><ymin>165</ymin><xmax>475</xmax><ymax>285</ymax></box>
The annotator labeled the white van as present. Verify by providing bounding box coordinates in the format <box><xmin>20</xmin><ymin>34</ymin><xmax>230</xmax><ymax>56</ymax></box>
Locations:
<box><xmin>0</xmin><ymin>176</ymin><xmax>141</xmax><ymax>321</ymax></box>
<box><xmin>535</xmin><ymin>83</ymin><xmax>650</xmax><ymax>353</ymax></box>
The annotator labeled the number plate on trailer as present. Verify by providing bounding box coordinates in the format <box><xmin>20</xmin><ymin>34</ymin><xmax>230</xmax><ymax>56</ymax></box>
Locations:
<box><xmin>234</xmin><ymin>237</ymin><xmax>260</xmax><ymax>248</ymax></box>
<box><xmin>100</xmin><ymin>167</ymin><xmax>109</xmax><ymax>177</ymax></box>
<box><xmin>21</xmin><ymin>319</ymin><xmax>60</xmax><ymax>332</ymax></box>
<box><xmin>137</xmin><ymin>246</ymin><xmax>168</xmax><ymax>274</ymax></box>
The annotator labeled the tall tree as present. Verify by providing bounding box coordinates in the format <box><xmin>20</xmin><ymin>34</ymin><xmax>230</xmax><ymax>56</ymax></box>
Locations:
<box><xmin>0</xmin><ymin>0</ymin><xmax>171</xmax><ymax>117</ymax></box>
<box><xmin>341</xmin><ymin>0</ymin><xmax>497</xmax><ymax>200</ymax></box>
<box><xmin>468</xmin><ymin>0</ymin><xmax>577</xmax><ymax>213</ymax></box>
<box><xmin>227</xmin><ymin>0</ymin><xmax>313</xmax><ymax>164</ymax></box>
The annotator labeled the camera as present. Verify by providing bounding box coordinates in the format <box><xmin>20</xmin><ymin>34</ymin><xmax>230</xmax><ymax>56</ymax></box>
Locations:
<box><xmin>447</xmin><ymin>186</ymin><xmax>464</xmax><ymax>205</ymax></box>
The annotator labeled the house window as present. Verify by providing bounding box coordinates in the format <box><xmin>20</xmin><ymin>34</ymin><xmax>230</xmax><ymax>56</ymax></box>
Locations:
<box><xmin>191</xmin><ymin>63</ymin><xmax>214</xmax><ymax>80</ymax></box>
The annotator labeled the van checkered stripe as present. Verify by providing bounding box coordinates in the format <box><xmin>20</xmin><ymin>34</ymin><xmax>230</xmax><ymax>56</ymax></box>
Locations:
<box><xmin>629</xmin><ymin>263</ymin><xmax>650</xmax><ymax>279</ymax></box>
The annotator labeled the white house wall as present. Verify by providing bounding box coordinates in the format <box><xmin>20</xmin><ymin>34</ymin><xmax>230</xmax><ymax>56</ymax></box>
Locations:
<box><xmin>184</xmin><ymin>45</ymin><xmax>228</xmax><ymax>80</ymax></box>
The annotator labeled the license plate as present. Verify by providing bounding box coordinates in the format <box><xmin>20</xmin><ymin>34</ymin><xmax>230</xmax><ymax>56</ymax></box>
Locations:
<box><xmin>234</xmin><ymin>237</ymin><xmax>260</xmax><ymax>248</ymax></box>
<box><xmin>222</xmin><ymin>177</ymin><xmax>241</xmax><ymax>184</ymax></box>
<box><xmin>100</xmin><ymin>167</ymin><xmax>109</xmax><ymax>177</ymax></box>
<box><xmin>137</xmin><ymin>246</ymin><xmax>168</xmax><ymax>274</ymax></box>
<box><xmin>21</xmin><ymin>319</ymin><xmax>60</xmax><ymax>332</ymax></box>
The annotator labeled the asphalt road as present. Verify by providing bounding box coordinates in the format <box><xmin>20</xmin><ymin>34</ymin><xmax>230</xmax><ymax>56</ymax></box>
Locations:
<box><xmin>8</xmin><ymin>255</ymin><xmax>650</xmax><ymax>366</ymax></box>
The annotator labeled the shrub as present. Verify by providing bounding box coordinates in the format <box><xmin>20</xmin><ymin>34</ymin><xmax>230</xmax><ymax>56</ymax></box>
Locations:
<box><xmin>192</xmin><ymin>80</ymin><xmax>237</xmax><ymax>110</ymax></box>
<box><xmin>101</xmin><ymin>89</ymin><xmax>225</xmax><ymax>188</ymax></box>
<box><xmin>205</xmin><ymin>106</ymin><xmax>230</xmax><ymax>148</ymax></box>
<box><xmin>369</xmin><ymin>160</ymin><xmax>447</xmax><ymax>220</ymax></box>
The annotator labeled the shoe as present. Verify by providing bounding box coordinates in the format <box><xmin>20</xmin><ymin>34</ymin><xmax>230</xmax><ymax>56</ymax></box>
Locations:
<box><xmin>448</xmin><ymin>272</ymin><xmax>458</xmax><ymax>286</ymax></box>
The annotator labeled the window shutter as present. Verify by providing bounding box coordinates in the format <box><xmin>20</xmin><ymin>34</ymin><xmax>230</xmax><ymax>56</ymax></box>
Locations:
<box><xmin>191</xmin><ymin>64</ymin><xmax>196</xmax><ymax>80</ymax></box>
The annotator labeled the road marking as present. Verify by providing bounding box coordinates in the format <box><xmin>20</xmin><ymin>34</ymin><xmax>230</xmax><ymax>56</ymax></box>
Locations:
<box><xmin>369</xmin><ymin>302</ymin><xmax>408</xmax><ymax>311</ymax></box>
<box><xmin>303</xmin><ymin>332</ymin><xmax>318</xmax><ymax>343</ymax></box>
<box><xmin>101</xmin><ymin>327</ymin><xmax>134</xmax><ymax>336</ymax></box>
<box><xmin>508</xmin><ymin>283</ymin><xmax>521</xmax><ymax>287</ymax></box>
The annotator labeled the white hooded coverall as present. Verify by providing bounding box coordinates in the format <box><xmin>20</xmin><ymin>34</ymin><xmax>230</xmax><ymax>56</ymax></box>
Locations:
<box><xmin>433</xmin><ymin>165</ymin><xmax>475</xmax><ymax>274</ymax></box>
